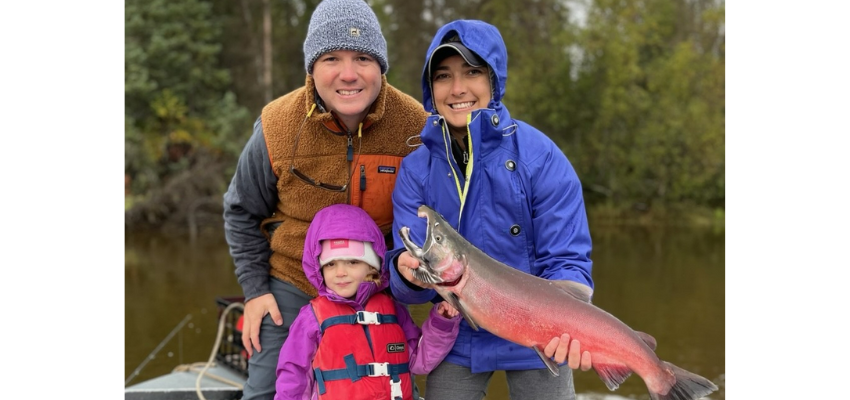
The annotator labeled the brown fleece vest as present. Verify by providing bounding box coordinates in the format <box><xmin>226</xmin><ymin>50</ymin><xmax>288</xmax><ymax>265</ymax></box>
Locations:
<box><xmin>260</xmin><ymin>75</ymin><xmax>428</xmax><ymax>297</ymax></box>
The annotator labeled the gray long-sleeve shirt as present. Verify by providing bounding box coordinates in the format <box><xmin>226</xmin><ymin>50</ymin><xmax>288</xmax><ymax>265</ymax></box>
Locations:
<box><xmin>223</xmin><ymin>117</ymin><xmax>280</xmax><ymax>301</ymax></box>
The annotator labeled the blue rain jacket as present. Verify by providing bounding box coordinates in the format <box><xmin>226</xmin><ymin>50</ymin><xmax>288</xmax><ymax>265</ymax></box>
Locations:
<box><xmin>387</xmin><ymin>20</ymin><xmax>594</xmax><ymax>373</ymax></box>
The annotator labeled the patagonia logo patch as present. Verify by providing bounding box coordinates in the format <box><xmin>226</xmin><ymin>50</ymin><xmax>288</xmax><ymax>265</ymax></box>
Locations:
<box><xmin>377</xmin><ymin>166</ymin><xmax>396</xmax><ymax>174</ymax></box>
<box><xmin>386</xmin><ymin>343</ymin><xmax>405</xmax><ymax>353</ymax></box>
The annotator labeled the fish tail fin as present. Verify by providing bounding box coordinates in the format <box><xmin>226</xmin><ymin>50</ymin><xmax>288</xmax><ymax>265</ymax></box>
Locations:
<box><xmin>648</xmin><ymin>362</ymin><xmax>718</xmax><ymax>400</ymax></box>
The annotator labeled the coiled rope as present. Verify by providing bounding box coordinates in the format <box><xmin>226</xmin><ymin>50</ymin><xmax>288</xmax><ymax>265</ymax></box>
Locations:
<box><xmin>193</xmin><ymin>301</ymin><xmax>245</xmax><ymax>400</ymax></box>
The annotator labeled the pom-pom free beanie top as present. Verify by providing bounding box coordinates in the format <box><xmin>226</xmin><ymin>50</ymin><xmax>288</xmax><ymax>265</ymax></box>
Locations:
<box><xmin>303</xmin><ymin>0</ymin><xmax>388</xmax><ymax>74</ymax></box>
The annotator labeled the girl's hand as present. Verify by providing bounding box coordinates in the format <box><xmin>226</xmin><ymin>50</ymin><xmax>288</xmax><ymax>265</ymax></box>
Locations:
<box><xmin>435</xmin><ymin>301</ymin><xmax>459</xmax><ymax>318</ymax></box>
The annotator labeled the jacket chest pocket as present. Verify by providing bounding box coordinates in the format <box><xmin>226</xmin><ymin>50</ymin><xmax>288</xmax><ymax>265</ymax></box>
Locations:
<box><xmin>349</xmin><ymin>154</ymin><xmax>404</xmax><ymax>232</ymax></box>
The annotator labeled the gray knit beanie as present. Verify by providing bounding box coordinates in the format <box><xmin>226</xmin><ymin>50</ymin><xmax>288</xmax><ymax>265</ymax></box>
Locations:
<box><xmin>303</xmin><ymin>0</ymin><xmax>388</xmax><ymax>74</ymax></box>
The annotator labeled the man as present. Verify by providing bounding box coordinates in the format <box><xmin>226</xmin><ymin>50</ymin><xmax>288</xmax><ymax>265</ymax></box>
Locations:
<box><xmin>223</xmin><ymin>1</ymin><xmax>428</xmax><ymax>398</ymax></box>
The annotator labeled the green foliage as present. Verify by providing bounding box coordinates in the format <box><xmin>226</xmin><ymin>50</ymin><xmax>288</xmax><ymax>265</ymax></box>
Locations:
<box><xmin>484</xmin><ymin>0</ymin><xmax>577</xmax><ymax>137</ymax></box>
<box><xmin>125</xmin><ymin>115</ymin><xmax>157</xmax><ymax>194</ymax></box>
<box><xmin>125</xmin><ymin>0</ymin><xmax>725</xmax><ymax>227</ymax></box>
<box><xmin>126</xmin><ymin>0</ymin><xmax>229</xmax><ymax>117</ymax></box>
<box><xmin>564</xmin><ymin>0</ymin><xmax>725</xmax><ymax>213</ymax></box>
<box><xmin>125</xmin><ymin>0</ymin><xmax>252</xmax><ymax>197</ymax></box>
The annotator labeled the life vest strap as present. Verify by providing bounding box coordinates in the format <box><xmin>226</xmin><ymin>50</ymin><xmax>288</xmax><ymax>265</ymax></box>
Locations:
<box><xmin>313</xmin><ymin>354</ymin><xmax>409</xmax><ymax>395</ymax></box>
<box><xmin>319</xmin><ymin>311</ymin><xmax>398</xmax><ymax>333</ymax></box>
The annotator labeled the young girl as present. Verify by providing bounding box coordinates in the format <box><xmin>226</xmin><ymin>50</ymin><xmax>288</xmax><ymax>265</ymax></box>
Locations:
<box><xmin>274</xmin><ymin>204</ymin><xmax>460</xmax><ymax>400</ymax></box>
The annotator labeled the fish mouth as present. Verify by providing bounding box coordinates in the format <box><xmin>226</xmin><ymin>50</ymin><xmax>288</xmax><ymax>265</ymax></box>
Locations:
<box><xmin>398</xmin><ymin>207</ymin><xmax>445</xmax><ymax>284</ymax></box>
<box><xmin>411</xmin><ymin>261</ymin><xmax>445</xmax><ymax>285</ymax></box>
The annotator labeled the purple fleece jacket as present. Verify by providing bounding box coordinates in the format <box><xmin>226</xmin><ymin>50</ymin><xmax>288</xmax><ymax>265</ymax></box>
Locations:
<box><xmin>274</xmin><ymin>204</ymin><xmax>461</xmax><ymax>400</ymax></box>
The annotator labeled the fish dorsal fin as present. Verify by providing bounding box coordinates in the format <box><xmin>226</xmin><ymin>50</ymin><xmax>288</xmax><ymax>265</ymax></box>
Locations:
<box><xmin>532</xmin><ymin>346</ymin><xmax>561</xmax><ymax>377</ymax></box>
<box><xmin>634</xmin><ymin>330</ymin><xmax>657</xmax><ymax>351</ymax></box>
<box><xmin>552</xmin><ymin>280</ymin><xmax>593</xmax><ymax>303</ymax></box>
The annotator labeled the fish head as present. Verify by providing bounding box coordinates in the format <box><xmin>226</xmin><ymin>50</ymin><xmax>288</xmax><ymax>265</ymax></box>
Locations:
<box><xmin>399</xmin><ymin>205</ymin><xmax>467</xmax><ymax>285</ymax></box>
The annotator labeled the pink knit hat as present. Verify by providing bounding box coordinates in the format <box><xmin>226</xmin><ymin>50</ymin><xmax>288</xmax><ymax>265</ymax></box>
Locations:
<box><xmin>319</xmin><ymin>239</ymin><xmax>381</xmax><ymax>270</ymax></box>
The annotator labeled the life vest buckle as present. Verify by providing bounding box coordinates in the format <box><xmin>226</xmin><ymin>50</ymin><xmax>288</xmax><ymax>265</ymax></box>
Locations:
<box><xmin>366</xmin><ymin>362</ymin><xmax>389</xmax><ymax>377</ymax></box>
<box><xmin>390</xmin><ymin>377</ymin><xmax>403</xmax><ymax>399</ymax></box>
<box><xmin>356</xmin><ymin>311</ymin><xmax>381</xmax><ymax>325</ymax></box>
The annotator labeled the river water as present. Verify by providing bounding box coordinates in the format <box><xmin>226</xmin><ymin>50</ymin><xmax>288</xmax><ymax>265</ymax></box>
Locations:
<box><xmin>125</xmin><ymin>223</ymin><xmax>725</xmax><ymax>399</ymax></box>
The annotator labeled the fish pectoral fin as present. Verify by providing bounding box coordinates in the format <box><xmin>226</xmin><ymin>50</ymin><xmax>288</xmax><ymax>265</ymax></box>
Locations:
<box><xmin>551</xmin><ymin>280</ymin><xmax>593</xmax><ymax>303</ymax></box>
<box><xmin>591</xmin><ymin>354</ymin><xmax>634</xmax><ymax>391</ymax></box>
<box><xmin>444</xmin><ymin>292</ymin><xmax>479</xmax><ymax>331</ymax></box>
<box><xmin>532</xmin><ymin>346</ymin><xmax>560</xmax><ymax>377</ymax></box>
<box><xmin>634</xmin><ymin>330</ymin><xmax>657</xmax><ymax>351</ymax></box>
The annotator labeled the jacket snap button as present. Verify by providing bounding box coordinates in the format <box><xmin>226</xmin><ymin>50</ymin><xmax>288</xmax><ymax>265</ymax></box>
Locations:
<box><xmin>491</xmin><ymin>114</ymin><xmax>500</xmax><ymax>126</ymax></box>
<box><xmin>510</xmin><ymin>225</ymin><xmax>521</xmax><ymax>236</ymax></box>
<box><xmin>432</xmin><ymin>119</ymin><xmax>439</xmax><ymax>126</ymax></box>
<box><xmin>505</xmin><ymin>160</ymin><xmax>516</xmax><ymax>171</ymax></box>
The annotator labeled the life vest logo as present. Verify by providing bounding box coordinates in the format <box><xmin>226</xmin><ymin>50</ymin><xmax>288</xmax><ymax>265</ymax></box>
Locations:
<box><xmin>386</xmin><ymin>343</ymin><xmax>405</xmax><ymax>353</ymax></box>
<box><xmin>378</xmin><ymin>166</ymin><xmax>396</xmax><ymax>174</ymax></box>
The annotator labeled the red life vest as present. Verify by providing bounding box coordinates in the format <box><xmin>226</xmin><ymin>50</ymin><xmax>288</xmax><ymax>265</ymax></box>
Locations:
<box><xmin>310</xmin><ymin>292</ymin><xmax>413</xmax><ymax>400</ymax></box>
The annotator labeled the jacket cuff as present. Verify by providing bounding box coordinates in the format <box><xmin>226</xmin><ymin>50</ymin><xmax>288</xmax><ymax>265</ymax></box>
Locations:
<box><xmin>240</xmin><ymin>274</ymin><xmax>271</xmax><ymax>302</ymax></box>
<box><xmin>428</xmin><ymin>305</ymin><xmax>462</xmax><ymax>331</ymax></box>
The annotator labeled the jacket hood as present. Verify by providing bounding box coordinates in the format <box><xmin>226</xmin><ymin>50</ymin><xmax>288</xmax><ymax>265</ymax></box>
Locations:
<box><xmin>303</xmin><ymin>204</ymin><xmax>389</xmax><ymax>304</ymax></box>
<box><xmin>421</xmin><ymin>20</ymin><xmax>508</xmax><ymax>114</ymax></box>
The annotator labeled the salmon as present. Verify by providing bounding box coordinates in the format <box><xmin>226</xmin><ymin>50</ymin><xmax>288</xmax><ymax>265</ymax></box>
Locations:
<box><xmin>399</xmin><ymin>205</ymin><xmax>718</xmax><ymax>400</ymax></box>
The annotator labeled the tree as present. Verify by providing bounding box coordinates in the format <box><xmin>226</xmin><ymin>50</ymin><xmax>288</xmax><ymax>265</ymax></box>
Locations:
<box><xmin>125</xmin><ymin>0</ymin><xmax>251</xmax><ymax>229</ymax></box>
<box><xmin>567</xmin><ymin>0</ymin><xmax>725</xmax><ymax>212</ymax></box>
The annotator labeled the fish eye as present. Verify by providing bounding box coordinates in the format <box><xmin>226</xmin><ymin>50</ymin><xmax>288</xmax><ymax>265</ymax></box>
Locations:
<box><xmin>435</xmin><ymin>235</ymin><xmax>442</xmax><ymax>242</ymax></box>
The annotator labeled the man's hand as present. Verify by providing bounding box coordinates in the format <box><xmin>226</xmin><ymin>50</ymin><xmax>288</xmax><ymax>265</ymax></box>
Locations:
<box><xmin>241</xmin><ymin>293</ymin><xmax>283</xmax><ymax>357</ymax></box>
<box><xmin>397</xmin><ymin>251</ymin><xmax>431</xmax><ymax>288</ymax></box>
<box><xmin>543</xmin><ymin>333</ymin><xmax>592</xmax><ymax>371</ymax></box>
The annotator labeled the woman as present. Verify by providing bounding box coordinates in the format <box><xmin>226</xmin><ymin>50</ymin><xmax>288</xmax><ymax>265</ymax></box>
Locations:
<box><xmin>387</xmin><ymin>19</ymin><xmax>594</xmax><ymax>400</ymax></box>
